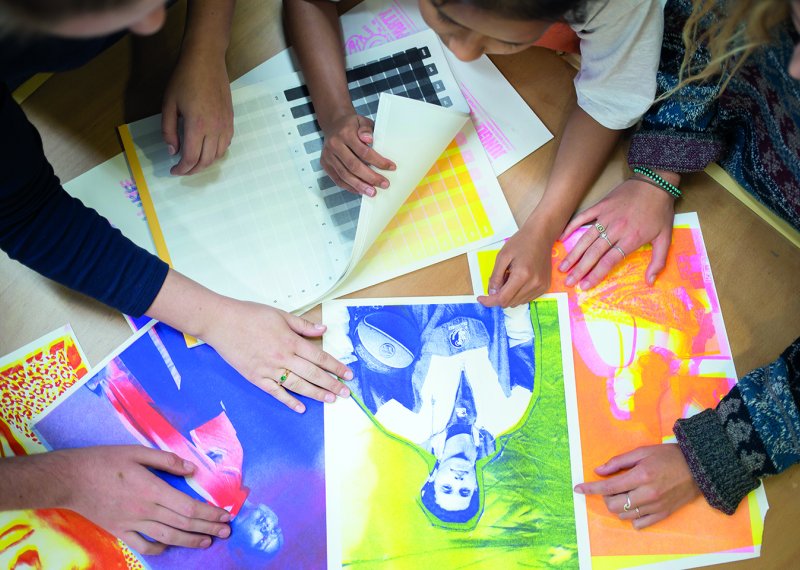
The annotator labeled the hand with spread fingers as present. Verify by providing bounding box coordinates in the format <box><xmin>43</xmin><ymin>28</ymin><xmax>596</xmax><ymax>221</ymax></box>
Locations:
<box><xmin>319</xmin><ymin>111</ymin><xmax>396</xmax><ymax>196</ymax></box>
<box><xmin>574</xmin><ymin>444</ymin><xmax>701</xmax><ymax>529</ymax></box>
<box><xmin>202</xmin><ymin>299</ymin><xmax>353</xmax><ymax>413</ymax></box>
<box><xmin>558</xmin><ymin>176</ymin><xmax>677</xmax><ymax>290</ymax></box>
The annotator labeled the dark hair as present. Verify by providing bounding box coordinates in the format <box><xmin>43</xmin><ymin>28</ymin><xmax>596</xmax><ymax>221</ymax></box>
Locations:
<box><xmin>419</xmin><ymin>468</ymin><xmax>481</xmax><ymax>525</ymax></box>
<box><xmin>432</xmin><ymin>0</ymin><xmax>592</xmax><ymax>22</ymax></box>
<box><xmin>0</xmin><ymin>0</ymin><xmax>143</xmax><ymax>28</ymax></box>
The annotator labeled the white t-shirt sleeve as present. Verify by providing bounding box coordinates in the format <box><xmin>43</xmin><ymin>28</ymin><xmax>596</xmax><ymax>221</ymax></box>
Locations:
<box><xmin>570</xmin><ymin>0</ymin><xmax>665</xmax><ymax>130</ymax></box>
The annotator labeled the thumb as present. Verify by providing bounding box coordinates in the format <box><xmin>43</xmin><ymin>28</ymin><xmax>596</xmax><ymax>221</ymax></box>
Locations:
<box><xmin>138</xmin><ymin>447</ymin><xmax>196</xmax><ymax>475</ymax></box>
<box><xmin>286</xmin><ymin>313</ymin><xmax>327</xmax><ymax>337</ymax></box>
<box><xmin>161</xmin><ymin>100</ymin><xmax>180</xmax><ymax>156</ymax></box>
<box><xmin>594</xmin><ymin>447</ymin><xmax>647</xmax><ymax>475</ymax></box>
<box><xmin>646</xmin><ymin>231</ymin><xmax>672</xmax><ymax>285</ymax></box>
<box><xmin>357</xmin><ymin>116</ymin><xmax>375</xmax><ymax>143</ymax></box>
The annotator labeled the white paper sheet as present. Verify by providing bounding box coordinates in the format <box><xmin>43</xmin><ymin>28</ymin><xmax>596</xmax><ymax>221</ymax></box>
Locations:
<box><xmin>233</xmin><ymin>0</ymin><xmax>552</xmax><ymax>174</ymax></box>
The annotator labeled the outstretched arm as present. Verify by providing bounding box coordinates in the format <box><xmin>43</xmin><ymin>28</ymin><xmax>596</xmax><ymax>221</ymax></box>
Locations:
<box><xmin>0</xmin><ymin>447</ymin><xmax>232</xmax><ymax>555</ymax></box>
<box><xmin>145</xmin><ymin>269</ymin><xmax>353</xmax><ymax>414</ymax></box>
<box><xmin>479</xmin><ymin>106</ymin><xmax>620</xmax><ymax>307</ymax></box>
<box><xmin>284</xmin><ymin>0</ymin><xmax>394</xmax><ymax>196</ymax></box>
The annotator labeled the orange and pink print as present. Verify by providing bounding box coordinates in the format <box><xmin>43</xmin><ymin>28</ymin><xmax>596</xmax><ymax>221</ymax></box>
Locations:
<box><xmin>469</xmin><ymin>213</ymin><xmax>766</xmax><ymax>569</ymax></box>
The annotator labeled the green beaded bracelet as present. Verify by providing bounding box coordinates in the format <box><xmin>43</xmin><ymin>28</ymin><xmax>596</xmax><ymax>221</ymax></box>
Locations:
<box><xmin>632</xmin><ymin>166</ymin><xmax>682</xmax><ymax>199</ymax></box>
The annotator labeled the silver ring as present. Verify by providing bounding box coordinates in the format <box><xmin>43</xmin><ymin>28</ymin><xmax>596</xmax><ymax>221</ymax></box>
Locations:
<box><xmin>623</xmin><ymin>493</ymin><xmax>632</xmax><ymax>512</ymax></box>
<box><xmin>594</xmin><ymin>222</ymin><xmax>606</xmax><ymax>234</ymax></box>
<box><xmin>600</xmin><ymin>232</ymin><xmax>613</xmax><ymax>247</ymax></box>
<box><xmin>614</xmin><ymin>245</ymin><xmax>626</xmax><ymax>258</ymax></box>
<box><xmin>635</xmin><ymin>506</ymin><xmax>641</xmax><ymax>518</ymax></box>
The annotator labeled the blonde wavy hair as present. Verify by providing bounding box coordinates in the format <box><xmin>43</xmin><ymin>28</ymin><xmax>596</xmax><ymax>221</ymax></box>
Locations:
<box><xmin>672</xmin><ymin>0</ymin><xmax>791</xmax><ymax>96</ymax></box>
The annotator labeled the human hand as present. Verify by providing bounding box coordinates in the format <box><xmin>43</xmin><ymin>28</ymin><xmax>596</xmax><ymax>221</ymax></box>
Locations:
<box><xmin>57</xmin><ymin>446</ymin><xmax>232</xmax><ymax>555</ymax></box>
<box><xmin>201</xmin><ymin>299</ymin><xmax>353</xmax><ymax>413</ymax></box>
<box><xmin>574</xmin><ymin>444</ymin><xmax>701</xmax><ymax>529</ymax></box>
<box><xmin>558</xmin><ymin>177</ymin><xmax>676</xmax><ymax>289</ymax></box>
<box><xmin>162</xmin><ymin>48</ymin><xmax>233</xmax><ymax>176</ymax></box>
<box><xmin>478</xmin><ymin>225</ymin><xmax>554</xmax><ymax>308</ymax></box>
<box><xmin>320</xmin><ymin>112</ymin><xmax>396</xmax><ymax>196</ymax></box>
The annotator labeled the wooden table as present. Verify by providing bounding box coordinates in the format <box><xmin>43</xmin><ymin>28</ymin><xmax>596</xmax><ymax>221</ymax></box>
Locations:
<box><xmin>1</xmin><ymin>1</ymin><xmax>797</xmax><ymax>567</ymax></box>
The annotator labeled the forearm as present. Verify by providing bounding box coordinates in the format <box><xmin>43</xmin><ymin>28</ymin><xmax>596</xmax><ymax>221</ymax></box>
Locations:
<box><xmin>675</xmin><ymin>338</ymin><xmax>800</xmax><ymax>514</ymax></box>
<box><xmin>144</xmin><ymin>268</ymin><xmax>227</xmax><ymax>341</ymax></box>
<box><xmin>183</xmin><ymin>0</ymin><xmax>237</xmax><ymax>59</ymax></box>
<box><xmin>526</xmin><ymin>106</ymin><xmax>621</xmax><ymax>240</ymax></box>
<box><xmin>0</xmin><ymin>453</ymin><xmax>69</xmax><ymax>511</ymax></box>
<box><xmin>284</xmin><ymin>0</ymin><xmax>353</xmax><ymax>131</ymax></box>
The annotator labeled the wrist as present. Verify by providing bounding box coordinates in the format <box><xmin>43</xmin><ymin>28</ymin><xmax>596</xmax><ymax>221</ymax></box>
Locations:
<box><xmin>318</xmin><ymin>105</ymin><xmax>358</xmax><ymax>135</ymax></box>
<box><xmin>521</xmin><ymin>205</ymin><xmax>571</xmax><ymax>243</ymax></box>
<box><xmin>651</xmin><ymin>169</ymin><xmax>681</xmax><ymax>187</ymax></box>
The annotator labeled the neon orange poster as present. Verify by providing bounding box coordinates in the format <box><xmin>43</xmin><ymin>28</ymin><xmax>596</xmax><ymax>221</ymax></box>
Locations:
<box><xmin>469</xmin><ymin>213</ymin><xmax>766</xmax><ymax>569</ymax></box>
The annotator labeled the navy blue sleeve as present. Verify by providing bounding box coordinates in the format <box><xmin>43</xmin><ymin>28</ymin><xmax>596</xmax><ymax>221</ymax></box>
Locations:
<box><xmin>0</xmin><ymin>85</ymin><xmax>168</xmax><ymax>317</ymax></box>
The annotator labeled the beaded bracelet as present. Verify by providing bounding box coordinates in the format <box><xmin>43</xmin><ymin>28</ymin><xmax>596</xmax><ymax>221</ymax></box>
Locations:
<box><xmin>632</xmin><ymin>166</ymin><xmax>682</xmax><ymax>199</ymax></box>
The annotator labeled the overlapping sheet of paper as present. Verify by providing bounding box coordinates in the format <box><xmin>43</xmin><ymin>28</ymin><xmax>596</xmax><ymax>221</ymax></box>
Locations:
<box><xmin>33</xmin><ymin>322</ymin><xmax>328</xmax><ymax>569</ymax></box>
<box><xmin>234</xmin><ymin>0</ymin><xmax>552</xmax><ymax>175</ymax></box>
<box><xmin>121</xmin><ymin>30</ymin><xmax>516</xmax><ymax>313</ymax></box>
<box><xmin>322</xmin><ymin>295</ymin><xmax>584</xmax><ymax>568</ymax></box>
<box><xmin>467</xmin><ymin>213</ymin><xmax>768</xmax><ymax>569</ymax></box>
<box><xmin>0</xmin><ymin>327</ymin><xmax>142</xmax><ymax>568</ymax></box>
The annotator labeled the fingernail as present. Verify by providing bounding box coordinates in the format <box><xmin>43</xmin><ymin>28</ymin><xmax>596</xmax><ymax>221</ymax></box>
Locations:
<box><xmin>218</xmin><ymin>527</ymin><xmax>231</xmax><ymax>538</ymax></box>
<box><xmin>389</xmin><ymin>163</ymin><xmax>397</xmax><ymax>171</ymax></box>
<box><xmin>314</xmin><ymin>323</ymin><xmax>326</xmax><ymax>330</ymax></box>
<box><xmin>380</xmin><ymin>180</ymin><xmax>389</xmax><ymax>189</ymax></box>
<box><xmin>564</xmin><ymin>275</ymin><xmax>576</xmax><ymax>287</ymax></box>
<box><xmin>324</xmin><ymin>393</ymin><xmax>336</xmax><ymax>403</ymax></box>
<box><xmin>579</xmin><ymin>280</ymin><xmax>590</xmax><ymax>290</ymax></box>
<box><xmin>219</xmin><ymin>512</ymin><xmax>231</xmax><ymax>523</ymax></box>
<box><xmin>339</xmin><ymin>387</ymin><xmax>350</xmax><ymax>397</ymax></box>
<box><xmin>200</xmin><ymin>538</ymin><xmax>212</xmax><ymax>548</ymax></box>
<box><xmin>574</xmin><ymin>486</ymin><xmax>585</xmax><ymax>494</ymax></box>
<box><xmin>341</xmin><ymin>369</ymin><xmax>353</xmax><ymax>380</ymax></box>
<box><xmin>647</xmin><ymin>275</ymin><xmax>655</xmax><ymax>286</ymax></box>
<box><xmin>167</xmin><ymin>145</ymin><xmax>176</xmax><ymax>155</ymax></box>
<box><xmin>558</xmin><ymin>261</ymin><xmax>568</xmax><ymax>272</ymax></box>
<box><xmin>488</xmin><ymin>288</ymin><xmax>497</xmax><ymax>295</ymax></box>
<box><xmin>183</xmin><ymin>460</ymin><xmax>195</xmax><ymax>472</ymax></box>
<box><xmin>294</xmin><ymin>404</ymin><xmax>306</xmax><ymax>413</ymax></box>
<box><xmin>365</xmin><ymin>187</ymin><xmax>376</xmax><ymax>197</ymax></box>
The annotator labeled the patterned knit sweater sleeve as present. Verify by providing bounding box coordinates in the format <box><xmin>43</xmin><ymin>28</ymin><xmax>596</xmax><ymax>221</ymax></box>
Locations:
<box><xmin>627</xmin><ymin>0</ymin><xmax>726</xmax><ymax>173</ymax></box>
<box><xmin>674</xmin><ymin>338</ymin><xmax>800</xmax><ymax>514</ymax></box>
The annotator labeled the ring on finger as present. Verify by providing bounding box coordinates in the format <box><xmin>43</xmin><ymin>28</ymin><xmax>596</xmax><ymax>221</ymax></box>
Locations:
<box><xmin>623</xmin><ymin>493</ymin><xmax>632</xmax><ymax>512</ymax></box>
<box><xmin>279</xmin><ymin>368</ymin><xmax>291</xmax><ymax>384</ymax></box>
<box><xmin>635</xmin><ymin>506</ymin><xmax>641</xmax><ymax>518</ymax></box>
<box><xmin>599</xmin><ymin>232</ymin><xmax>613</xmax><ymax>247</ymax></box>
<box><xmin>594</xmin><ymin>222</ymin><xmax>606</xmax><ymax>234</ymax></box>
<box><xmin>613</xmin><ymin>245</ymin><xmax>626</xmax><ymax>258</ymax></box>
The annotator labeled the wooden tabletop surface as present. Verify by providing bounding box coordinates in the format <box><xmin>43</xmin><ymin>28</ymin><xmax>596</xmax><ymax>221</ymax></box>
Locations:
<box><xmin>1</xmin><ymin>1</ymin><xmax>797</xmax><ymax>567</ymax></box>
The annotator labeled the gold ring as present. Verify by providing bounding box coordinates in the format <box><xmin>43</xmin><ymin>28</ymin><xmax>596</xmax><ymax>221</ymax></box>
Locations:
<box><xmin>635</xmin><ymin>506</ymin><xmax>641</xmax><ymax>518</ymax></box>
<box><xmin>600</xmin><ymin>232</ymin><xmax>613</xmax><ymax>247</ymax></box>
<box><xmin>614</xmin><ymin>245</ymin><xmax>626</xmax><ymax>258</ymax></box>
<box><xmin>279</xmin><ymin>369</ymin><xmax>291</xmax><ymax>384</ymax></box>
<box><xmin>594</xmin><ymin>222</ymin><xmax>606</xmax><ymax>234</ymax></box>
<box><xmin>623</xmin><ymin>493</ymin><xmax>632</xmax><ymax>512</ymax></box>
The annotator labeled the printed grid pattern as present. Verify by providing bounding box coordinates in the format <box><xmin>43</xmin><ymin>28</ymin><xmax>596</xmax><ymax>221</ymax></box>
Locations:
<box><xmin>283</xmin><ymin>47</ymin><xmax>452</xmax><ymax>242</ymax></box>
<box><xmin>131</xmin><ymin>90</ymin><xmax>349</xmax><ymax>309</ymax></box>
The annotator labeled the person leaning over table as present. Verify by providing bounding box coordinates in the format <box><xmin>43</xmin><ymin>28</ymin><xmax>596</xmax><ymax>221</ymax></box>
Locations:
<box><xmin>284</xmin><ymin>0</ymin><xmax>666</xmax><ymax>307</ymax></box>
<box><xmin>572</xmin><ymin>0</ymin><xmax>800</xmax><ymax>529</ymax></box>
<box><xmin>0</xmin><ymin>0</ymin><xmax>352</xmax><ymax>555</ymax></box>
